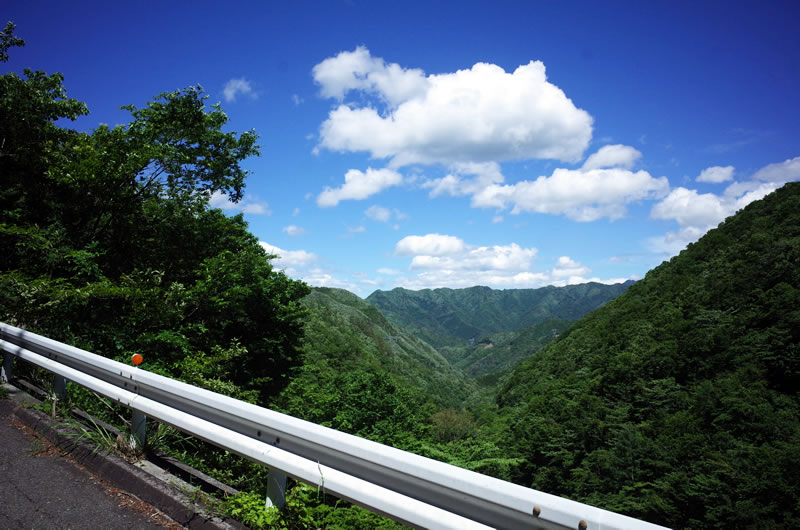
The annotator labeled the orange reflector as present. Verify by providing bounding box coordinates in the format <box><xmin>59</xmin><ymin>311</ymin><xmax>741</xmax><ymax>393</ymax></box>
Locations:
<box><xmin>131</xmin><ymin>353</ymin><xmax>143</xmax><ymax>366</ymax></box>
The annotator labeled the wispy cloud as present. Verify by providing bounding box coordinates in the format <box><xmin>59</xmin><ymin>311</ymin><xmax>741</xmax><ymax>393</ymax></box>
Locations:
<box><xmin>365</xmin><ymin>205</ymin><xmax>391</xmax><ymax>222</ymax></box>
<box><xmin>283</xmin><ymin>225</ymin><xmax>306</xmax><ymax>237</ymax></box>
<box><xmin>223</xmin><ymin>77</ymin><xmax>256</xmax><ymax>103</ymax></box>
<box><xmin>365</xmin><ymin>204</ymin><xmax>407</xmax><ymax>223</ymax></box>
<box><xmin>705</xmin><ymin>128</ymin><xmax>770</xmax><ymax>154</ymax></box>
<box><xmin>209</xmin><ymin>191</ymin><xmax>271</xmax><ymax>215</ymax></box>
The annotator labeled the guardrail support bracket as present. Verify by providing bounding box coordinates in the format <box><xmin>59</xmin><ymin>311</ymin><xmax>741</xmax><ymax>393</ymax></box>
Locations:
<box><xmin>132</xmin><ymin>409</ymin><xmax>147</xmax><ymax>450</ymax></box>
<box><xmin>54</xmin><ymin>374</ymin><xmax>67</xmax><ymax>399</ymax></box>
<box><xmin>2</xmin><ymin>352</ymin><xmax>12</xmax><ymax>382</ymax></box>
<box><xmin>266</xmin><ymin>470</ymin><xmax>287</xmax><ymax>510</ymax></box>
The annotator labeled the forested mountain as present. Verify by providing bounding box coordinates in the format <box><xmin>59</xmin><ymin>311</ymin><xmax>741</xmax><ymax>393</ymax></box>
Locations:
<box><xmin>366</xmin><ymin>282</ymin><xmax>633</xmax><ymax>349</ymax></box>
<box><xmin>447</xmin><ymin>318</ymin><xmax>574</xmax><ymax>379</ymax></box>
<box><xmin>496</xmin><ymin>183</ymin><xmax>800</xmax><ymax>528</ymax></box>
<box><xmin>276</xmin><ymin>287</ymin><xmax>475</xmax><ymax>418</ymax></box>
<box><xmin>273</xmin><ymin>287</ymin><xmax>519</xmax><ymax>483</ymax></box>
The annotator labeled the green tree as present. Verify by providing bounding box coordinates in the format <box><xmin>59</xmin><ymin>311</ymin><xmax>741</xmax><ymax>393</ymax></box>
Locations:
<box><xmin>1</xmin><ymin>21</ymin><xmax>25</xmax><ymax>61</ymax></box>
<box><xmin>1</xmin><ymin>23</ymin><xmax>308</xmax><ymax>403</ymax></box>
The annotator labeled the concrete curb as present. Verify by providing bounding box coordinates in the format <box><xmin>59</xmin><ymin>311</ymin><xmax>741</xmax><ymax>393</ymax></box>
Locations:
<box><xmin>6</xmin><ymin>384</ymin><xmax>245</xmax><ymax>530</ymax></box>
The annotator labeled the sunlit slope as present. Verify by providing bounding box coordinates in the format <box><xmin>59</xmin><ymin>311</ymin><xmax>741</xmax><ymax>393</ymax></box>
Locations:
<box><xmin>497</xmin><ymin>183</ymin><xmax>800</xmax><ymax>528</ymax></box>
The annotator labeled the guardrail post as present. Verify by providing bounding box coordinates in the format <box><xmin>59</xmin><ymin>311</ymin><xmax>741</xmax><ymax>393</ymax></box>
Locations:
<box><xmin>2</xmin><ymin>352</ymin><xmax>12</xmax><ymax>382</ymax></box>
<box><xmin>266</xmin><ymin>470</ymin><xmax>287</xmax><ymax>510</ymax></box>
<box><xmin>131</xmin><ymin>410</ymin><xmax>147</xmax><ymax>450</ymax></box>
<box><xmin>54</xmin><ymin>374</ymin><xmax>67</xmax><ymax>399</ymax></box>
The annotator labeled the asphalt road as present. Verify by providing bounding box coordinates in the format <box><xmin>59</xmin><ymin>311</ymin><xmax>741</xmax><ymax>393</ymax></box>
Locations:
<box><xmin>0</xmin><ymin>398</ymin><xmax>176</xmax><ymax>529</ymax></box>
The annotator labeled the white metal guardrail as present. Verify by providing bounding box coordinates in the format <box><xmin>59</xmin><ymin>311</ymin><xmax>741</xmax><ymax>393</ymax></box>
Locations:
<box><xmin>0</xmin><ymin>322</ymin><xmax>669</xmax><ymax>530</ymax></box>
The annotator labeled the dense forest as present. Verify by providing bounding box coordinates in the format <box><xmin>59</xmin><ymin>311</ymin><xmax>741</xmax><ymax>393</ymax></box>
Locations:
<box><xmin>3</xmin><ymin>22</ymin><xmax>799</xmax><ymax>529</ymax></box>
<box><xmin>496</xmin><ymin>183</ymin><xmax>800</xmax><ymax>528</ymax></box>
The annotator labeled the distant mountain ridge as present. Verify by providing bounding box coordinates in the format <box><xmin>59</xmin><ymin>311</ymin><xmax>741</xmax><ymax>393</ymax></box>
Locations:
<box><xmin>366</xmin><ymin>281</ymin><xmax>634</xmax><ymax>349</ymax></box>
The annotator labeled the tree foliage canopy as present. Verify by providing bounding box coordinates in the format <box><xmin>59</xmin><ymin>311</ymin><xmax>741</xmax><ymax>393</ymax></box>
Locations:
<box><xmin>0</xmin><ymin>24</ymin><xmax>308</xmax><ymax>402</ymax></box>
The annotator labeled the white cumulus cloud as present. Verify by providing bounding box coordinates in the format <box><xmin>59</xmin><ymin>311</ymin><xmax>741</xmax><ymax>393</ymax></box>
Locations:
<box><xmin>473</xmin><ymin>166</ymin><xmax>668</xmax><ymax>221</ymax></box>
<box><xmin>648</xmin><ymin>155</ymin><xmax>800</xmax><ymax>255</ymax></box>
<box><xmin>409</xmin><ymin>243</ymin><xmax>536</xmax><ymax>272</ymax></box>
<box><xmin>651</xmin><ymin>187</ymin><xmax>731</xmax><ymax>228</ymax></box>
<box><xmin>223</xmin><ymin>77</ymin><xmax>256</xmax><ymax>103</ymax></box>
<box><xmin>424</xmin><ymin>162</ymin><xmax>505</xmax><ymax>199</ymax></box>
<box><xmin>648</xmin><ymin>181</ymin><xmax>780</xmax><ymax>255</ymax></box>
<box><xmin>302</xmin><ymin>268</ymin><xmax>362</xmax><ymax>293</ymax></box>
<box><xmin>651</xmin><ymin>179</ymin><xmax>783</xmax><ymax>236</ymax></box>
<box><xmin>317</xmin><ymin>167</ymin><xmax>403</xmax><ymax>207</ymax></box>
<box><xmin>314</xmin><ymin>47</ymin><xmax>593</xmax><ymax>166</ymax></box>
<box><xmin>395</xmin><ymin>234</ymin><xmax>466</xmax><ymax>256</ymax></box>
<box><xmin>390</xmin><ymin>236</ymin><xmax>628</xmax><ymax>290</ymax></box>
<box><xmin>312</xmin><ymin>45</ymin><xmax>429</xmax><ymax>106</ymax></box>
<box><xmin>581</xmin><ymin>144</ymin><xmax>642</xmax><ymax>170</ymax></box>
<box><xmin>646</xmin><ymin>226</ymin><xmax>708</xmax><ymax>256</ymax></box>
<box><xmin>259</xmin><ymin>242</ymin><xmax>317</xmax><ymax>268</ymax></box>
<box><xmin>420</xmin><ymin>146</ymin><xmax>666</xmax><ymax>221</ymax></box>
<box><xmin>395</xmin><ymin>270</ymin><xmax>551</xmax><ymax>290</ymax></box>
<box><xmin>752</xmin><ymin>156</ymin><xmax>800</xmax><ymax>182</ymax></box>
<box><xmin>696</xmin><ymin>165</ymin><xmax>735</xmax><ymax>183</ymax></box>
<box><xmin>552</xmin><ymin>256</ymin><xmax>591</xmax><ymax>278</ymax></box>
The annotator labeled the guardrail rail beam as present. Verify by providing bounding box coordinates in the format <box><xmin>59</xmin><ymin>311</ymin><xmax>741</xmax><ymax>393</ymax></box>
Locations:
<box><xmin>0</xmin><ymin>322</ymin><xmax>670</xmax><ymax>530</ymax></box>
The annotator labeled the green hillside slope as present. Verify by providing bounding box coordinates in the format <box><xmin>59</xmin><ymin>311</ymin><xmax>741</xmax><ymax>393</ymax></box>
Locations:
<box><xmin>496</xmin><ymin>183</ymin><xmax>800</xmax><ymax>528</ymax></box>
<box><xmin>449</xmin><ymin>318</ymin><xmax>574</xmax><ymax>378</ymax></box>
<box><xmin>275</xmin><ymin>287</ymin><xmax>477</xmax><ymax>446</ymax></box>
<box><xmin>367</xmin><ymin>282</ymin><xmax>633</xmax><ymax>349</ymax></box>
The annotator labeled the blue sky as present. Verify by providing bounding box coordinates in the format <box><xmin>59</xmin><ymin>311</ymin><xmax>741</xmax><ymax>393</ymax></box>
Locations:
<box><xmin>6</xmin><ymin>1</ymin><xmax>800</xmax><ymax>295</ymax></box>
